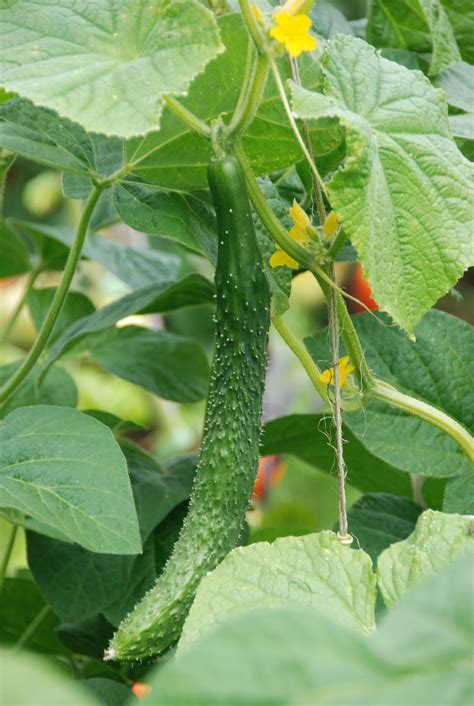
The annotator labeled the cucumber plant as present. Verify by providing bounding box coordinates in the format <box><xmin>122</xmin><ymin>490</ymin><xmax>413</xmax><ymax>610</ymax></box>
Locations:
<box><xmin>0</xmin><ymin>0</ymin><xmax>472</xmax><ymax>703</ymax></box>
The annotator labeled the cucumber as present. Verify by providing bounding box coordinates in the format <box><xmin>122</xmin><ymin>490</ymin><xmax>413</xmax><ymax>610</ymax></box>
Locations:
<box><xmin>105</xmin><ymin>155</ymin><xmax>270</xmax><ymax>661</ymax></box>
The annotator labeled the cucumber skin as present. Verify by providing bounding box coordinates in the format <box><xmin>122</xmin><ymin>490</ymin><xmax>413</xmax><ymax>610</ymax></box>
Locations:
<box><xmin>107</xmin><ymin>156</ymin><xmax>270</xmax><ymax>661</ymax></box>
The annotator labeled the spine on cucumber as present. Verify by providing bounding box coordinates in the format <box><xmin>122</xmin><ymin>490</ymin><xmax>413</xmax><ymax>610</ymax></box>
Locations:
<box><xmin>105</xmin><ymin>155</ymin><xmax>270</xmax><ymax>661</ymax></box>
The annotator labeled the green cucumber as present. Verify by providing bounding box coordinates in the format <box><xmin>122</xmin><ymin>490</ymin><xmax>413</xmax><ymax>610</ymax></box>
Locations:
<box><xmin>105</xmin><ymin>155</ymin><xmax>270</xmax><ymax>661</ymax></box>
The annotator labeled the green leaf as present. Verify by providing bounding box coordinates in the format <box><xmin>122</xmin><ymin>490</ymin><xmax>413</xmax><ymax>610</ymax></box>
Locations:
<box><xmin>340</xmin><ymin>493</ymin><xmax>422</xmax><ymax>564</ymax></box>
<box><xmin>261</xmin><ymin>414</ymin><xmax>413</xmax><ymax>496</ymax></box>
<box><xmin>0</xmin><ymin>0</ymin><xmax>223</xmax><ymax>138</ymax></box>
<box><xmin>0</xmin><ymin>218</ymin><xmax>31</xmax><ymax>277</ymax></box>
<box><xmin>28</xmin><ymin>288</ymin><xmax>95</xmax><ymax>344</ymax></box>
<box><xmin>0</xmin><ymin>576</ymin><xmax>67</xmax><ymax>656</ymax></box>
<box><xmin>310</xmin><ymin>0</ymin><xmax>355</xmax><ymax>38</ymax></box>
<box><xmin>367</xmin><ymin>0</ymin><xmax>460</xmax><ymax>75</ymax></box>
<box><xmin>57</xmin><ymin>614</ymin><xmax>114</xmax><ymax>660</ymax></box>
<box><xmin>444</xmin><ymin>472</ymin><xmax>474</xmax><ymax>514</ymax></box>
<box><xmin>179</xmin><ymin>532</ymin><xmax>376</xmax><ymax>653</ymax></box>
<box><xmin>1</xmin><ymin>647</ymin><xmax>102</xmax><ymax>706</ymax></box>
<box><xmin>0</xmin><ymin>98</ymin><xmax>124</xmax><ymax>177</ymax></box>
<box><xmin>113</xmin><ymin>181</ymin><xmax>217</xmax><ymax>263</ymax></box>
<box><xmin>81</xmin><ymin>679</ymin><xmax>132</xmax><ymax>706</ymax></box>
<box><xmin>146</xmin><ymin>552</ymin><xmax>474</xmax><ymax>706</ymax></box>
<box><xmin>14</xmin><ymin>220</ymin><xmax>182</xmax><ymax>290</ymax></box>
<box><xmin>306</xmin><ymin>306</ymin><xmax>473</xmax><ymax>481</ymax></box>
<box><xmin>44</xmin><ymin>274</ymin><xmax>214</xmax><ymax>369</ymax></box>
<box><xmin>434</xmin><ymin>61</ymin><xmax>474</xmax><ymax>112</ymax></box>
<box><xmin>0</xmin><ymin>363</ymin><xmax>77</xmax><ymax>419</ymax></box>
<box><xmin>0</xmin><ymin>406</ymin><xmax>140</xmax><ymax>554</ymax></box>
<box><xmin>377</xmin><ymin>509</ymin><xmax>473</xmax><ymax>607</ymax></box>
<box><xmin>127</xmin><ymin>14</ymin><xmax>344</xmax><ymax>191</ymax></box>
<box><xmin>27</xmin><ymin>446</ymin><xmax>194</xmax><ymax>624</ymax></box>
<box><xmin>450</xmin><ymin>112</ymin><xmax>474</xmax><ymax>140</ymax></box>
<box><xmin>72</xmin><ymin>325</ymin><xmax>210</xmax><ymax>403</ymax></box>
<box><xmin>291</xmin><ymin>36</ymin><xmax>474</xmax><ymax>334</ymax></box>
<box><xmin>440</xmin><ymin>0</ymin><xmax>474</xmax><ymax>63</ymax></box>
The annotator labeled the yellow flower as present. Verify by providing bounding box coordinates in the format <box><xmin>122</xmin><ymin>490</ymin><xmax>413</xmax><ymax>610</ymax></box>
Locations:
<box><xmin>323</xmin><ymin>211</ymin><xmax>339</xmax><ymax>239</ymax></box>
<box><xmin>269</xmin><ymin>249</ymin><xmax>299</xmax><ymax>269</ymax></box>
<box><xmin>270</xmin><ymin>12</ymin><xmax>317</xmax><ymax>58</ymax></box>
<box><xmin>319</xmin><ymin>356</ymin><xmax>355</xmax><ymax>388</ymax></box>
<box><xmin>251</xmin><ymin>3</ymin><xmax>264</xmax><ymax>24</ymax></box>
<box><xmin>269</xmin><ymin>199</ymin><xmax>310</xmax><ymax>269</ymax></box>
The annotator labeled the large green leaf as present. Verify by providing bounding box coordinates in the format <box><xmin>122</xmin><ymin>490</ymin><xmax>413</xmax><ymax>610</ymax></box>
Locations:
<box><xmin>0</xmin><ymin>98</ymin><xmax>124</xmax><ymax>177</ymax></box>
<box><xmin>179</xmin><ymin>532</ymin><xmax>376</xmax><ymax>653</ymax></box>
<box><xmin>27</xmin><ymin>446</ymin><xmax>194</xmax><ymax>624</ymax></box>
<box><xmin>367</xmin><ymin>0</ymin><xmax>460</xmax><ymax>75</ymax></box>
<box><xmin>444</xmin><ymin>473</ymin><xmax>474</xmax><ymax>514</ymax></box>
<box><xmin>146</xmin><ymin>552</ymin><xmax>474</xmax><ymax>706</ymax></box>
<box><xmin>291</xmin><ymin>36</ymin><xmax>473</xmax><ymax>334</ymax></box>
<box><xmin>377</xmin><ymin>509</ymin><xmax>473</xmax><ymax>607</ymax></box>
<box><xmin>434</xmin><ymin>61</ymin><xmax>474</xmax><ymax>112</ymax></box>
<box><xmin>306</xmin><ymin>308</ymin><xmax>473</xmax><ymax>481</ymax></box>
<box><xmin>1</xmin><ymin>648</ymin><xmax>102</xmax><ymax>706</ymax></box>
<box><xmin>0</xmin><ymin>363</ymin><xmax>77</xmax><ymax>419</ymax></box>
<box><xmin>340</xmin><ymin>493</ymin><xmax>422</xmax><ymax>565</ymax></box>
<box><xmin>261</xmin><ymin>414</ymin><xmax>413</xmax><ymax>496</ymax></box>
<box><xmin>14</xmin><ymin>220</ymin><xmax>182</xmax><ymax>290</ymax></box>
<box><xmin>0</xmin><ymin>406</ymin><xmax>140</xmax><ymax>554</ymax></box>
<box><xmin>113</xmin><ymin>181</ymin><xmax>217</xmax><ymax>262</ymax></box>
<box><xmin>44</xmin><ymin>274</ymin><xmax>214</xmax><ymax>369</ymax></box>
<box><xmin>65</xmin><ymin>324</ymin><xmax>210</xmax><ymax>403</ymax></box>
<box><xmin>0</xmin><ymin>0</ymin><xmax>223</xmax><ymax>137</ymax></box>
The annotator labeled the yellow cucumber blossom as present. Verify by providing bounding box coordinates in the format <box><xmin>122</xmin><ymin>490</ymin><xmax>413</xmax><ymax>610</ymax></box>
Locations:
<box><xmin>323</xmin><ymin>210</ymin><xmax>339</xmax><ymax>239</ymax></box>
<box><xmin>319</xmin><ymin>356</ymin><xmax>355</xmax><ymax>388</ymax></box>
<box><xmin>270</xmin><ymin>12</ymin><xmax>317</xmax><ymax>58</ymax></box>
<box><xmin>269</xmin><ymin>199</ymin><xmax>311</xmax><ymax>269</ymax></box>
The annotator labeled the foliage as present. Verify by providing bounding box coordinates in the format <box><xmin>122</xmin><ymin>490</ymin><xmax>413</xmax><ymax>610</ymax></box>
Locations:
<box><xmin>0</xmin><ymin>0</ymin><xmax>472</xmax><ymax>703</ymax></box>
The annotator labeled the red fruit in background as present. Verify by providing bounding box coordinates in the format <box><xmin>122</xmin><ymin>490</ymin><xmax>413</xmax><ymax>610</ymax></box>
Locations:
<box><xmin>347</xmin><ymin>264</ymin><xmax>378</xmax><ymax>313</ymax></box>
<box><xmin>253</xmin><ymin>455</ymin><xmax>287</xmax><ymax>502</ymax></box>
<box><xmin>132</xmin><ymin>683</ymin><xmax>151</xmax><ymax>700</ymax></box>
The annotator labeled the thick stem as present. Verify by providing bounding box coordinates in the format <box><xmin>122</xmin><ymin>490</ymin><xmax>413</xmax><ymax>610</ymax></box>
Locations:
<box><xmin>272</xmin><ymin>313</ymin><xmax>328</xmax><ymax>403</ymax></box>
<box><xmin>228</xmin><ymin>54</ymin><xmax>269</xmax><ymax>140</ymax></box>
<box><xmin>372</xmin><ymin>380</ymin><xmax>474</xmax><ymax>465</ymax></box>
<box><xmin>0</xmin><ymin>187</ymin><xmax>103</xmax><ymax>407</ymax></box>
<box><xmin>238</xmin><ymin>0</ymin><xmax>268</xmax><ymax>54</ymax></box>
<box><xmin>0</xmin><ymin>523</ymin><xmax>18</xmax><ymax>591</ymax></box>
<box><xmin>0</xmin><ymin>266</ymin><xmax>40</xmax><ymax>344</ymax></box>
<box><xmin>164</xmin><ymin>96</ymin><xmax>211</xmax><ymax>138</ymax></box>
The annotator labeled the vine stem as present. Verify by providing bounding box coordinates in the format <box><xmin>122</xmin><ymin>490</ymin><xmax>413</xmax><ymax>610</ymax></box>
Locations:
<box><xmin>0</xmin><ymin>523</ymin><xmax>19</xmax><ymax>590</ymax></box>
<box><xmin>14</xmin><ymin>605</ymin><xmax>50</xmax><ymax>651</ymax></box>
<box><xmin>272</xmin><ymin>313</ymin><xmax>328</xmax><ymax>403</ymax></box>
<box><xmin>163</xmin><ymin>96</ymin><xmax>211</xmax><ymax>138</ymax></box>
<box><xmin>0</xmin><ymin>266</ymin><xmax>41</xmax><ymax>344</ymax></box>
<box><xmin>228</xmin><ymin>53</ymin><xmax>269</xmax><ymax>140</ymax></box>
<box><xmin>372</xmin><ymin>380</ymin><xmax>474</xmax><ymax>465</ymax></box>
<box><xmin>0</xmin><ymin>186</ymin><xmax>103</xmax><ymax>407</ymax></box>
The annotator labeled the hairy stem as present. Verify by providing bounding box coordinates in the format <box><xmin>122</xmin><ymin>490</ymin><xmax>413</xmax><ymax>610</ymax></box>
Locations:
<box><xmin>372</xmin><ymin>380</ymin><xmax>474</xmax><ymax>465</ymax></box>
<box><xmin>0</xmin><ymin>187</ymin><xmax>103</xmax><ymax>407</ymax></box>
<box><xmin>0</xmin><ymin>266</ymin><xmax>40</xmax><ymax>344</ymax></box>
<box><xmin>164</xmin><ymin>96</ymin><xmax>211</xmax><ymax>138</ymax></box>
<box><xmin>272</xmin><ymin>313</ymin><xmax>328</xmax><ymax>402</ymax></box>
<box><xmin>239</xmin><ymin>0</ymin><xmax>268</xmax><ymax>54</ymax></box>
<box><xmin>228</xmin><ymin>53</ymin><xmax>269</xmax><ymax>140</ymax></box>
